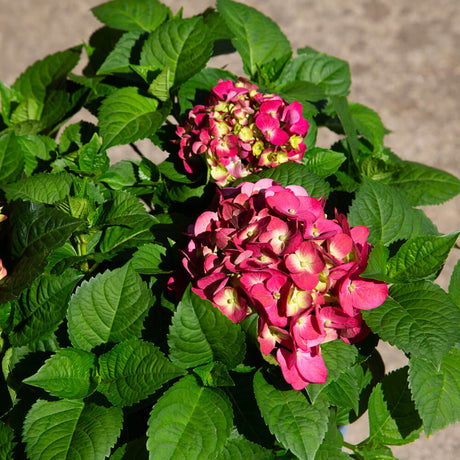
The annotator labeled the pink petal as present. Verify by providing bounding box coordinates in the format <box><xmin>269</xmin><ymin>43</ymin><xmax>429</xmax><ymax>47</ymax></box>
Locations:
<box><xmin>349</xmin><ymin>278</ymin><xmax>389</xmax><ymax>310</ymax></box>
<box><xmin>269</xmin><ymin>128</ymin><xmax>290</xmax><ymax>146</ymax></box>
<box><xmin>255</xmin><ymin>113</ymin><xmax>279</xmax><ymax>132</ymax></box>
<box><xmin>277</xmin><ymin>348</ymin><xmax>310</xmax><ymax>390</ymax></box>
<box><xmin>295</xmin><ymin>348</ymin><xmax>328</xmax><ymax>383</ymax></box>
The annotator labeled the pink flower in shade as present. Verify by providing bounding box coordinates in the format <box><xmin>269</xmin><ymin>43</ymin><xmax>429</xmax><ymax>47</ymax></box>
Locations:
<box><xmin>181</xmin><ymin>179</ymin><xmax>388</xmax><ymax>390</ymax></box>
<box><xmin>0</xmin><ymin>259</ymin><xmax>6</xmax><ymax>281</ymax></box>
<box><xmin>176</xmin><ymin>78</ymin><xmax>309</xmax><ymax>186</ymax></box>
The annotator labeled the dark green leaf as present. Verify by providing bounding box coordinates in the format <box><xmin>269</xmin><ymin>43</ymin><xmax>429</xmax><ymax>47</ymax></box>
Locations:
<box><xmin>23</xmin><ymin>348</ymin><xmax>98</xmax><ymax>399</ymax></box>
<box><xmin>217</xmin><ymin>0</ymin><xmax>292</xmax><ymax>78</ymax></box>
<box><xmin>67</xmin><ymin>263</ymin><xmax>153</xmax><ymax>351</ymax></box>
<box><xmin>168</xmin><ymin>285</ymin><xmax>246</xmax><ymax>370</ymax></box>
<box><xmin>140</xmin><ymin>17</ymin><xmax>213</xmax><ymax>88</ymax></box>
<box><xmin>77</xmin><ymin>133</ymin><xmax>110</xmax><ymax>175</ymax></box>
<box><xmin>97</xmin><ymin>159</ymin><xmax>138</xmax><ymax>189</ymax></box>
<box><xmin>362</xmin><ymin>281</ymin><xmax>460</xmax><ymax>364</ymax></box>
<box><xmin>98</xmin><ymin>222</ymin><xmax>155</xmax><ymax>254</ymax></box>
<box><xmin>0</xmin><ymin>132</ymin><xmax>24</xmax><ymax>185</ymax></box>
<box><xmin>386</xmin><ymin>232</ymin><xmax>459</xmax><ymax>282</ymax></box>
<box><xmin>348</xmin><ymin>177</ymin><xmax>438</xmax><ymax>245</ymax></box>
<box><xmin>92</xmin><ymin>0</ymin><xmax>171</xmax><ymax>32</ymax></box>
<box><xmin>146</xmin><ymin>375</ymin><xmax>233</xmax><ymax>460</ymax></box>
<box><xmin>110</xmin><ymin>438</ymin><xmax>148</xmax><ymax>460</ymax></box>
<box><xmin>103</xmin><ymin>190</ymin><xmax>155</xmax><ymax>227</ymax></box>
<box><xmin>98</xmin><ymin>339</ymin><xmax>185</xmax><ymax>407</ymax></box>
<box><xmin>387</xmin><ymin>161</ymin><xmax>460</xmax><ymax>206</ymax></box>
<box><xmin>217</xmin><ymin>437</ymin><xmax>275</xmax><ymax>460</ymax></box>
<box><xmin>131</xmin><ymin>243</ymin><xmax>168</xmax><ymax>274</ymax></box>
<box><xmin>409</xmin><ymin>347</ymin><xmax>460</xmax><ymax>435</ymax></box>
<box><xmin>301</xmin><ymin>148</ymin><xmax>346</xmax><ymax>178</ymax></box>
<box><xmin>0</xmin><ymin>421</ymin><xmax>16</xmax><ymax>460</ymax></box>
<box><xmin>360</xmin><ymin>241</ymin><xmax>389</xmax><ymax>281</ymax></box>
<box><xmin>193</xmin><ymin>361</ymin><xmax>235</xmax><ymax>388</ymax></box>
<box><xmin>448</xmin><ymin>259</ymin><xmax>460</xmax><ymax>308</ymax></box>
<box><xmin>368</xmin><ymin>367</ymin><xmax>422</xmax><ymax>445</ymax></box>
<box><xmin>23</xmin><ymin>400</ymin><xmax>123</xmax><ymax>460</ymax></box>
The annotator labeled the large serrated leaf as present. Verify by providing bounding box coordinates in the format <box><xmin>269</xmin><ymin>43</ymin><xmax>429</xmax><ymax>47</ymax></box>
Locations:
<box><xmin>0</xmin><ymin>132</ymin><xmax>24</xmax><ymax>185</ymax></box>
<box><xmin>168</xmin><ymin>286</ymin><xmax>246</xmax><ymax>369</ymax></box>
<box><xmin>302</xmin><ymin>148</ymin><xmax>346</xmax><ymax>178</ymax></box>
<box><xmin>217</xmin><ymin>437</ymin><xmax>274</xmax><ymax>460</ymax></box>
<box><xmin>257</xmin><ymin>162</ymin><xmax>330</xmax><ymax>198</ymax></box>
<box><xmin>448</xmin><ymin>259</ymin><xmax>460</xmax><ymax>307</ymax></box>
<box><xmin>23</xmin><ymin>348</ymin><xmax>98</xmax><ymax>399</ymax></box>
<box><xmin>2</xmin><ymin>172</ymin><xmax>73</xmax><ymax>204</ymax></box>
<box><xmin>140</xmin><ymin>17</ymin><xmax>213</xmax><ymax>88</ymax></box>
<box><xmin>387</xmin><ymin>161</ymin><xmax>460</xmax><ymax>206</ymax></box>
<box><xmin>253</xmin><ymin>371</ymin><xmax>329</xmax><ymax>460</ymax></box>
<box><xmin>314</xmin><ymin>411</ymin><xmax>351</xmax><ymax>460</ymax></box>
<box><xmin>348</xmin><ymin>177</ymin><xmax>438</xmax><ymax>245</ymax></box>
<box><xmin>386</xmin><ymin>232</ymin><xmax>459</xmax><ymax>282</ymax></box>
<box><xmin>362</xmin><ymin>281</ymin><xmax>460</xmax><ymax>365</ymax></box>
<box><xmin>349</xmin><ymin>102</ymin><xmax>386</xmax><ymax>147</ymax></box>
<box><xmin>67</xmin><ymin>263</ymin><xmax>153</xmax><ymax>351</ymax></box>
<box><xmin>368</xmin><ymin>367</ymin><xmax>422</xmax><ymax>445</ymax></box>
<box><xmin>98</xmin><ymin>339</ymin><xmax>185</xmax><ymax>407</ymax></box>
<box><xmin>98</xmin><ymin>87</ymin><xmax>167</xmax><ymax>149</ymax></box>
<box><xmin>23</xmin><ymin>400</ymin><xmax>123</xmax><ymax>460</ymax></box>
<box><xmin>131</xmin><ymin>243</ymin><xmax>168</xmax><ymax>275</ymax></box>
<box><xmin>146</xmin><ymin>375</ymin><xmax>233</xmax><ymax>460</ymax></box>
<box><xmin>409</xmin><ymin>347</ymin><xmax>460</xmax><ymax>435</ymax></box>
<box><xmin>92</xmin><ymin>0</ymin><xmax>171</xmax><ymax>32</ymax></box>
<box><xmin>9</xmin><ymin>270</ymin><xmax>83</xmax><ymax>346</ymax></box>
<box><xmin>217</xmin><ymin>0</ymin><xmax>292</xmax><ymax>78</ymax></box>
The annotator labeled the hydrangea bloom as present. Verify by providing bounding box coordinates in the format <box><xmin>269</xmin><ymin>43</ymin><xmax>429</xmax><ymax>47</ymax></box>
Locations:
<box><xmin>182</xmin><ymin>179</ymin><xmax>388</xmax><ymax>390</ymax></box>
<box><xmin>176</xmin><ymin>78</ymin><xmax>309</xmax><ymax>186</ymax></box>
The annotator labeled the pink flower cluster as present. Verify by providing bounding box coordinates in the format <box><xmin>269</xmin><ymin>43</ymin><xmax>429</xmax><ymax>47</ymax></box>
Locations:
<box><xmin>176</xmin><ymin>78</ymin><xmax>309</xmax><ymax>186</ymax></box>
<box><xmin>0</xmin><ymin>206</ymin><xmax>7</xmax><ymax>281</ymax></box>
<box><xmin>182</xmin><ymin>180</ymin><xmax>388</xmax><ymax>390</ymax></box>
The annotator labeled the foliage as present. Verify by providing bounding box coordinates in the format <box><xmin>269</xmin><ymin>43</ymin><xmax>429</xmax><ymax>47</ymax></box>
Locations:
<box><xmin>0</xmin><ymin>1</ymin><xmax>459</xmax><ymax>459</ymax></box>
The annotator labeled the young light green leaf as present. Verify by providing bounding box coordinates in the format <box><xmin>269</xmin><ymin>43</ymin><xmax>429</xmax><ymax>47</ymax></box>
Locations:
<box><xmin>23</xmin><ymin>348</ymin><xmax>98</xmax><ymax>399</ymax></box>
<box><xmin>387</xmin><ymin>161</ymin><xmax>460</xmax><ymax>206</ymax></box>
<box><xmin>0</xmin><ymin>132</ymin><xmax>24</xmax><ymax>185</ymax></box>
<box><xmin>253</xmin><ymin>371</ymin><xmax>329</xmax><ymax>460</ymax></box>
<box><xmin>301</xmin><ymin>148</ymin><xmax>346</xmax><ymax>178</ymax></box>
<box><xmin>8</xmin><ymin>270</ymin><xmax>82</xmax><ymax>347</ymax></box>
<box><xmin>168</xmin><ymin>286</ymin><xmax>246</xmax><ymax>370</ymax></box>
<box><xmin>0</xmin><ymin>421</ymin><xmax>16</xmax><ymax>460</ymax></box>
<box><xmin>92</xmin><ymin>0</ymin><xmax>171</xmax><ymax>32</ymax></box>
<box><xmin>131</xmin><ymin>243</ymin><xmax>168</xmax><ymax>275</ymax></box>
<box><xmin>23</xmin><ymin>399</ymin><xmax>123</xmax><ymax>460</ymax></box>
<box><xmin>348</xmin><ymin>177</ymin><xmax>438</xmax><ymax>245</ymax></box>
<box><xmin>67</xmin><ymin>263</ymin><xmax>153</xmax><ymax>351</ymax></box>
<box><xmin>448</xmin><ymin>259</ymin><xmax>460</xmax><ymax>308</ymax></box>
<box><xmin>257</xmin><ymin>163</ymin><xmax>330</xmax><ymax>198</ymax></box>
<box><xmin>217</xmin><ymin>437</ymin><xmax>275</xmax><ymax>460</ymax></box>
<box><xmin>2</xmin><ymin>172</ymin><xmax>73</xmax><ymax>204</ymax></box>
<box><xmin>362</xmin><ymin>281</ymin><xmax>460</xmax><ymax>365</ymax></box>
<box><xmin>368</xmin><ymin>367</ymin><xmax>423</xmax><ymax>445</ymax></box>
<box><xmin>140</xmin><ymin>17</ymin><xmax>213</xmax><ymax>88</ymax></box>
<box><xmin>98</xmin><ymin>87</ymin><xmax>167</xmax><ymax>149</ymax></box>
<box><xmin>409</xmin><ymin>347</ymin><xmax>460</xmax><ymax>436</ymax></box>
<box><xmin>217</xmin><ymin>0</ymin><xmax>292</xmax><ymax>78</ymax></box>
<box><xmin>98</xmin><ymin>339</ymin><xmax>185</xmax><ymax>407</ymax></box>
<box><xmin>146</xmin><ymin>375</ymin><xmax>233</xmax><ymax>460</ymax></box>
<box><xmin>386</xmin><ymin>232</ymin><xmax>459</xmax><ymax>282</ymax></box>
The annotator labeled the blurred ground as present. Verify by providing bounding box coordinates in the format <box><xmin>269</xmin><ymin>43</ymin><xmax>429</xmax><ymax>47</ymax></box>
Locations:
<box><xmin>0</xmin><ymin>1</ymin><xmax>459</xmax><ymax>458</ymax></box>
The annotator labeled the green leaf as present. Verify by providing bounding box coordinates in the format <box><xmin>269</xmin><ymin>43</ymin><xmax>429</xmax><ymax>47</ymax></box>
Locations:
<box><xmin>217</xmin><ymin>0</ymin><xmax>292</xmax><ymax>78</ymax></box>
<box><xmin>0</xmin><ymin>421</ymin><xmax>16</xmax><ymax>460</ymax></box>
<box><xmin>97</xmin><ymin>159</ymin><xmax>137</xmax><ymax>189</ymax></box>
<box><xmin>217</xmin><ymin>437</ymin><xmax>275</xmax><ymax>460</ymax></box>
<box><xmin>0</xmin><ymin>132</ymin><xmax>24</xmax><ymax>185</ymax></box>
<box><xmin>349</xmin><ymin>102</ymin><xmax>386</xmax><ymax>147</ymax></box>
<box><xmin>253</xmin><ymin>371</ymin><xmax>329</xmax><ymax>460</ymax></box>
<box><xmin>362</xmin><ymin>281</ymin><xmax>460</xmax><ymax>365</ymax></box>
<box><xmin>386</xmin><ymin>232</ymin><xmax>459</xmax><ymax>282</ymax></box>
<box><xmin>146</xmin><ymin>375</ymin><xmax>233</xmax><ymax>460</ymax></box>
<box><xmin>0</xmin><ymin>80</ymin><xmax>23</xmax><ymax>125</ymax></box>
<box><xmin>23</xmin><ymin>399</ymin><xmax>123</xmax><ymax>460</ymax></box>
<box><xmin>193</xmin><ymin>361</ymin><xmax>235</xmax><ymax>388</ymax></box>
<box><xmin>355</xmin><ymin>445</ymin><xmax>397</xmax><ymax>460</ymax></box>
<box><xmin>324</xmin><ymin>366</ymin><xmax>361</xmax><ymax>415</ymax></box>
<box><xmin>257</xmin><ymin>163</ymin><xmax>330</xmax><ymax>198</ymax></box>
<box><xmin>168</xmin><ymin>286</ymin><xmax>246</xmax><ymax>370</ymax></box>
<box><xmin>23</xmin><ymin>348</ymin><xmax>98</xmax><ymax>399</ymax></box>
<box><xmin>77</xmin><ymin>133</ymin><xmax>109</xmax><ymax>175</ymax></box>
<box><xmin>278</xmin><ymin>49</ymin><xmax>350</xmax><ymax>97</ymax></box>
<box><xmin>348</xmin><ymin>177</ymin><xmax>438</xmax><ymax>245</ymax></box>
<box><xmin>9</xmin><ymin>270</ymin><xmax>83</xmax><ymax>347</ymax></box>
<box><xmin>276</xmin><ymin>80</ymin><xmax>326</xmax><ymax>103</ymax></box>
<box><xmin>12</xmin><ymin>47</ymin><xmax>81</xmax><ymax>104</ymax></box>
<box><xmin>92</xmin><ymin>0</ymin><xmax>171</xmax><ymax>32</ymax></box>
<box><xmin>98</xmin><ymin>339</ymin><xmax>185</xmax><ymax>407</ymax></box>
<box><xmin>98</xmin><ymin>87</ymin><xmax>167</xmax><ymax>149</ymax></box>
<box><xmin>67</xmin><ymin>263</ymin><xmax>153</xmax><ymax>351</ymax></box>
<box><xmin>314</xmin><ymin>411</ymin><xmax>351</xmax><ymax>460</ymax></box>
<box><xmin>368</xmin><ymin>367</ymin><xmax>422</xmax><ymax>445</ymax></box>
<box><xmin>110</xmin><ymin>438</ymin><xmax>148</xmax><ymax>460</ymax></box>
<box><xmin>98</xmin><ymin>30</ymin><xmax>145</xmax><ymax>75</ymax></box>
<box><xmin>387</xmin><ymin>161</ymin><xmax>460</xmax><ymax>206</ymax></box>
<box><xmin>2</xmin><ymin>172</ymin><xmax>73</xmax><ymax>204</ymax></box>
<box><xmin>131</xmin><ymin>243</ymin><xmax>168</xmax><ymax>274</ymax></box>
<box><xmin>321</xmin><ymin>340</ymin><xmax>358</xmax><ymax>382</ymax></box>
<box><xmin>302</xmin><ymin>148</ymin><xmax>346</xmax><ymax>178</ymax></box>
<box><xmin>16</xmin><ymin>134</ymin><xmax>56</xmax><ymax>175</ymax></box>
<box><xmin>448</xmin><ymin>259</ymin><xmax>460</xmax><ymax>308</ymax></box>
<box><xmin>360</xmin><ymin>241</ymin><xmax>389</xmax><ymax>281</ymax></box>
<box><xmin>409</xmin><ymin>347</ymin><xmax>460</xmax><ymax>435</ymax></box>
<box><xmin>140</xmin><ymin>17</ymin><xmax>213</xmax><ymax>88</ymax></box>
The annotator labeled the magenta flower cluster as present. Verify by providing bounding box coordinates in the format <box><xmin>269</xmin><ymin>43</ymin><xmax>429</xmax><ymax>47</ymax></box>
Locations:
<box><xmin>182</xmin><ymin>179</ymin><xmax>388</xmax><ymax>390</ymax></box>
<box><xmin>176</xmin><ymin>78</ymin><xmax>309</xmax><ymax>186</ymax></box>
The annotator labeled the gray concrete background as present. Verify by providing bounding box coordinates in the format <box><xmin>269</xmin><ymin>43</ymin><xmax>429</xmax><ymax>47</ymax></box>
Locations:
<box><xmin>0</xmin><ymin>1</ymin><xmax>459</xmax><ymax>458</ymax></box>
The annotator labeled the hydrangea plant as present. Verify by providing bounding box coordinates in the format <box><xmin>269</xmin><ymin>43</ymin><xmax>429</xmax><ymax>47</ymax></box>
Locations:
<box><xmin>0</xmin><ymin>0</ymin><xmax>459</xmax><ymax>459</ymax></box>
